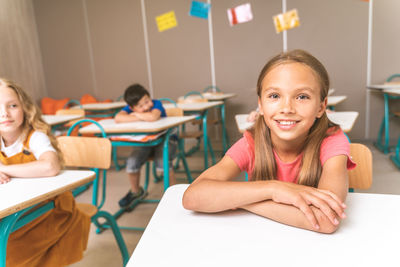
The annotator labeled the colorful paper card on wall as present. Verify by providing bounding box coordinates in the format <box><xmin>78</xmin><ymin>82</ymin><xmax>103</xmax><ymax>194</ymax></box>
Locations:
<box><xmin>156</xmin><ymin>11</ymin><xmax>178</xmax><ymax>32</ymax></box>
<box><xmin>227</xmin><ymin>3</ymin><xmax>253</xmax><ymax>26</ymax></box>
<box><xmin>273</xmin><ymin>9</ymin><xmax>300</xmax><ymax>34</ymax></box>
<box><xmin>190</xmin><ymin>1</ymin><xmax>211</xmax><ymax>19</ymax></box>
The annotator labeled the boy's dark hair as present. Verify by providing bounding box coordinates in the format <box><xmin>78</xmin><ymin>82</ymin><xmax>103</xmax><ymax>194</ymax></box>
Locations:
<box><xmin>123</xmin><ymin>84</ymin><xmax>150</xmax><ymax>107</ymax></box>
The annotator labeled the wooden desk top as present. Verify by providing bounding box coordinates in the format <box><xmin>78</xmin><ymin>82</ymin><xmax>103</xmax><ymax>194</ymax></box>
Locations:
<box><xmin>163</xmin><ymin>101</ymin><xmax>223</xmax><ymax>112</ymax></box>
<box><xmin>74</xmin><ymin>101</ymin><xmax>126</xmax><ymax>111</ymax></box>
<box><xmin>327</xmin><ymin>95</ymin><xmax>347</xmax><ymax>106</ymax></box>
<box><xmin>0</xmin><ymin>170</ymin><xmax>95</xmax><ymax>218</ymax></box>
<box><xmin>79</xmin><ymin>116</ymin><xmax>197</xmax><ymax>134</ymax></box>
<box><xmin>128</xmin><ymin>184</ymin><xmax>400</xmax><ymax>267</ymax></box>
<box><xmin>42</xmin><ymin>114</ymin><xmax>84</xmax><ymax>126</ymax></box>
<box><xmin>235</xmin><ymin>111</ymin><xmax>359</xmax><ymax>133</ymax></box>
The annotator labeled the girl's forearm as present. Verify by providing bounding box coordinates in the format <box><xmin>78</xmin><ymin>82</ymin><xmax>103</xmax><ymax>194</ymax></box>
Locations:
<box><xmin>241</xmin><ymin>200</ymin><xmax>339</xmax><ymax>234</ymax></box>
<box><xmin>0</xmin><ymin>159</ymin><xmax>60</xmax><ymax>178</ymax></box>
<box><xmin>183</xmin><ymin>179</ymin><xmax>275</xmax><ymax>212</ymax></box>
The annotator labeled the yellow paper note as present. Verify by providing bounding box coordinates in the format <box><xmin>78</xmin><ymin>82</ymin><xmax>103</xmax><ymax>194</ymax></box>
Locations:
<box><xmin>156</xmin><ymin>11</ymin><xmax>177</xmax><ymax>32</ymax></box>
<box><xmin>273</xmin><ymin>9</ymin><xmax>300</xmax><ymax>34</ymax></box>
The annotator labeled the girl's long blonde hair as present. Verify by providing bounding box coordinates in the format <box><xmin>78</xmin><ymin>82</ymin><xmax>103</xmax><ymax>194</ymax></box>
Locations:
<box><xmin>250</xmin><ymin>50</ymin><xmax>338</xmax><ymax>187</ymax></box>
<box><xmin>0</xmin><ymin>78</ymin><xmax>63</xmax><ymax>164</ymax></box>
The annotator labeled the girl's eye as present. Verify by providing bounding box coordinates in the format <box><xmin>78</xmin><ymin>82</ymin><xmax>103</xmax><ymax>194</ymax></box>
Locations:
<box><xmin>9</xmin><ymin>104</ymin><xmax>17</xmax><ymax>108</ymax></box>
<box><xmin>297</xmin><ymin>94</ymin><xmax>310</xmax><ymax>100</ymax></box>
<box><xmin>268</xmin><ymin>93</ymin><xmax>279</xmax><ymax>99</ymax></box>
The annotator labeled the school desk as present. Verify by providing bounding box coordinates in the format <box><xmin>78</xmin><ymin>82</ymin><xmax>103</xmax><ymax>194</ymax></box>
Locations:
<box><xmin>73</xmin><ymin>101</ymin><xmax>126</xmax><ymax>118</ymax></box>
<box><xmin>163</xmin><ymin>101</ymin><xmax>224</xmax><ymax>170</ymax></box>
<box><xmin>78</xmin><ymin>117</ymin><xmax>196</xmax><ymax>231</ymax></box>
<box><xmin>367</xmin><ymin>84</ymin><xmax>400</xmax><ymax>155</ymax></box>
<box><xmin>127</xmin><ymin>184</ymin><xmax>400</xmax><ymax>267</ymax></box>
<box><xmin>0</xmin><ymin>170</ymin><xmax>95</xmax><ymax>267</ymax></box>
<box><xmin>327</xmin><ymin>95</ymin><xmax>347</xmax><ymax>110</ymax></box>
<box><xmin>234</xmin><ymin>111</ymin><xmax>359</xmax><ymax>133</ymax></box>
<box><xmin>42</xmin><ymin>114</ymin><xmax>84</xmax><ymax>127</ymax></box>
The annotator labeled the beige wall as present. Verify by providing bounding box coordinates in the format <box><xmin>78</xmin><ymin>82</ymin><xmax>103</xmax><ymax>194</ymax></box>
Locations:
<box><xmin>30</xmin><ymin>0</ymin><xmax>399</xmax><ymax>142</ymax></box>
<box><xmin>0</xmin><ymin>0</ymin><xmax>46</xmax><ymax>103</ymax></box>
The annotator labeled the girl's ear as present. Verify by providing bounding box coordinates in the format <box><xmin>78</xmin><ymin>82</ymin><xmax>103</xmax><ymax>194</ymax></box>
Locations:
<box><xmin>317</xmin><ymin>97</ymin><xmax>328</xmax><ymax>118</ymax></box>
<box><xmin>257</xmin><ymin>98</ymin><xmax>263</xmax><ymax>115</ymax></box>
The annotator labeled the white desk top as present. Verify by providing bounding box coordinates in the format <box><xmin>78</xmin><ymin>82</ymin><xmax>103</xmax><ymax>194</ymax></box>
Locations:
<box><xmin>327</xmin><ymin>95</ymin><xmax>347</xmax><ymax>106</ymax></box>
<box><xmin>128</xmin><ymin>184</ymin><xmax>400</xmax><ymax>267</ymax></box>
<box><xmin>42</xmin><ymin>114</ymin><xmax>84</xmax><ymax>126</ymax></box>
<box><xmin>163</xmin><ymin>101</ymin><xmax>223</xmax><ymax>112</ymax></box>
<box><xmin>235</xmin><ymin>111</ymin><xmax>359</xmax><ymax>133</ymax></box>
<box><xmin>202</xmin><ymin>92</ymin><xmax>236</xmax><ymax>101</ymax></box>
<box><xmin>0</xmin><ymin>170</ymin><xmax>95</xmax><ymax>218</ymax></box>
<box><xmin>79</xmin><ymin>116</ymin><xmax>197</xmax><ymax>134</ymax></box>
<box><xmin>74</xmin><ymin>101</ymin><xmax>126</xmax><ymax>111</ymax></box>
<box><xmin>383</xmin><ymin>88</ymin><xmax>400</xmax><ymax>95</ymax></box>
<box><xmin>367</xmin><ymin>84</ymin><xmax>400</xmax><ymax>90</ymax></box>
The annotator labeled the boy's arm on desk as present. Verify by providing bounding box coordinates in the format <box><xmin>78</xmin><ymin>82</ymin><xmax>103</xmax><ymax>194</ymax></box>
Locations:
<box><xmin>114</xmin><ymin>109</ymin><xmax>161</xmax><ymax>123</ymax></box>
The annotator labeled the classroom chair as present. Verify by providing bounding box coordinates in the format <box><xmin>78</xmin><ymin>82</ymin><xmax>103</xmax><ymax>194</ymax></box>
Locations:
<box><xmin>374</xmin><ymin>74</ymin><xmax>400</xmax><ymax>154</ymax></box>
<box><xmin>348</xmin><ymin>143</ymin><xmax>373</xmax><ymax>192</ymax></box>
<box><xmin>57</xmin><ymin>135</ymin><xmax>130</xmax><ymax>266</ymax></box>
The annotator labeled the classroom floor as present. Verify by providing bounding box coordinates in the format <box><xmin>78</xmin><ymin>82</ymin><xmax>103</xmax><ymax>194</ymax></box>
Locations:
<box><xmin>69</xmin><ymin>141</ymin><xmax>400</xmax><ymax>267</ymax></box>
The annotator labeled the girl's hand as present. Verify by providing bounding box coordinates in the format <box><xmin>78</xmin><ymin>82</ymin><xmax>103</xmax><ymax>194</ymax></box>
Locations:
<box><xmin>0</xmin><ymin>172</ymin><xmax>11</xmax><ymax>184</ymax></box>
<box><xmin>270</xmin><ymin>181</ymin><xmax>346</xmax><ymax>230</ymax></box>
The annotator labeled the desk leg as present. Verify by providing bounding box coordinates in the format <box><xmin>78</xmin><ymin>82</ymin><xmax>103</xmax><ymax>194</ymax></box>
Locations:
<box><xmin>162</xmin><ymin>130</ymin><xmax>171</xmax><ymax>191</ymax></box>
<box><xmin>203</xmin><ymin>110</ymin><xmax>209</xmax><ymax>169</ymax></box>
<box><xmin>375</xmin><ymin>93</ymin><xmax>391</xmax><ymax>154</ymax></box>
<box><xmin>220</xmin><ymin>103</ymin><xmax>229</xmax><ymax>153</ymax></box>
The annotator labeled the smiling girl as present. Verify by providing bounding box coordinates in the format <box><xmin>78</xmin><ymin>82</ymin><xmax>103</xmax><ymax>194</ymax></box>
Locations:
<box><xmin>0</xmin><ymin>78</ymin><xmax>90</xmax><ymax>266</ymax></box>
<box><xmin>182</xmin><ymin>50</ymin><xmax>356</xmax><ymax>234</ymax></box>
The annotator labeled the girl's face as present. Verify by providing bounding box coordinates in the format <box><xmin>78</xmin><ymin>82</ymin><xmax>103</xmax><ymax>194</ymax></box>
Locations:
<box><xmin>0</xmin><ymin>84</ymin><xmax>24</xmax><ymax>141</ymax></box>
<box><xmin>258</xmin><ymin>62</ymin><xmax>327</xmax><ymax>147</ymax></box>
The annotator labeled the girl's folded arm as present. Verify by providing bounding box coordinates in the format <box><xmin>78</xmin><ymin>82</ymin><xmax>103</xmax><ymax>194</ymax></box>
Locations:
<box><xmin>0</xmin><ymin>151</ymin><xmax>61</xmax><ymax>177</ymax></box>
<box><xmin>183</xmin><ymin>156</ymin><xmax>277</xmax><ymax>212</ymax></box>
<box><xmin>241</xmin><ymin>154</ymin><xmax>349</xmax><ymax>233</ymax></box>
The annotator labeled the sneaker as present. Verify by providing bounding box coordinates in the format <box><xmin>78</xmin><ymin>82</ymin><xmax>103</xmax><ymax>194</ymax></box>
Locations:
<box><xmin>118</xmin><ymin>187</ymin><xmax>145</xmax><ymax>208</ymax></box>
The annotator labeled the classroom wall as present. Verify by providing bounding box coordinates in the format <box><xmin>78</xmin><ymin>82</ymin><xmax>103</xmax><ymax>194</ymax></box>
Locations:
<box><xmin>30</xmin><ymin>0</ymin><xmax>396</xmax><ymax>142</ymax></box>
<box><xmin>0</xmin><ymin>0</ymin><xmax>46</xmax><ymax>102</ymax></box>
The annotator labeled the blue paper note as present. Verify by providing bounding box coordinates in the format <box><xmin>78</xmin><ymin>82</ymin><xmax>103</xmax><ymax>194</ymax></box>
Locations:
<box><xmin>189</xmin><ymin>1</ymin><xmax>211</xmax><ymax>19</ymax></box>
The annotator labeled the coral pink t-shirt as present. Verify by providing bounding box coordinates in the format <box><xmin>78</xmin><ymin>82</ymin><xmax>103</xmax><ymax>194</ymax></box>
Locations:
<box><xmin>226</xmin><ymin>129</ymin><xmax>356</xmax><ymax>182</ymax></box>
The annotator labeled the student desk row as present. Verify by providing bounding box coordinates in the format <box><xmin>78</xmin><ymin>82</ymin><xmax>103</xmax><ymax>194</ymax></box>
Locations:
<box><xmin>235</xmin><ymin>111</ymin><xmax>359</xmax><ymax>134</ymax></box>
<box><xmin>128</xmin><ymin>184</ymin><xmax>400</xmax><ymax>267</ymax></box>
<box><xmin>78</xmin><ymin>116</ymin><xmax>197</xmax><ymax>190</ymax></box>
<box><xmin>0</xmin><ymin>170</ymin><xmax>95</xmax><ymax>267</ymax></box>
